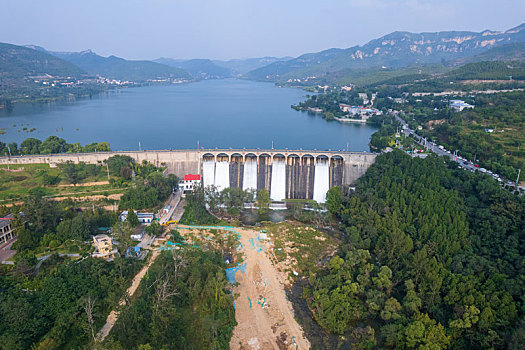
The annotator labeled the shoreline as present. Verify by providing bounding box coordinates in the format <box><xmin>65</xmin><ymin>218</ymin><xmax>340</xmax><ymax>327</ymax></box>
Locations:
<box><xmin>334</xmin><ymin>116</ymin><xmax>368</xmax><ymax>123</ymax></box>
<box><xmin>0</xmin><ymin>79</ymin><xmax>196</xmax><ymax>107</ymax></box>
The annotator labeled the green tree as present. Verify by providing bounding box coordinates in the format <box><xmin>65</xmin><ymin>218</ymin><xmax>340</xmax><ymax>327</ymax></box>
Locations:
<box><xmin>126</xmin><ymin>210</ymin><xmax>140</xmax><ymax>228</ymax></box>
<box><xmin>56</xmin><ymin>215</ymin><xmax>90</xmax><ymax>242</ymax></box>
<box><xmin>256</xmin><ymin>189</ymin><xmax>270</xmax><ymax>215</ymax></box>
<box><xmin>20</xmin><ymin>137</ymin><xmax>41</xmax><ymax>154</ymax></box>
<box><xmin>7</xmin><ymin>142</ymin><xmax>19</xmax><ymax>155</ymax></box>
<box><xmin>64</xmin><ymin>161</ymin><xmax>80</xmax><ymax>185</ymax></box>
<box><xmin>40</xmin><ymin>136</ymin><xmax>69</xmax><ymax>154</ymax></box>
<box><xmin>106</xmin><ymin>155</ymin><xmax>135</xmax><ymax>177</ymax></box>
<box><xmin>112</xmin><ymin>222</ymin><xmax>134</xmax><ymax>255</ymax></box>
<box><xmin>380</xmin><ymin>297</ymin><xmax>402</xmax><ymax>321</ymax></box>
<box><xmin>325</xmin><ymin>186</ymin><xmax>343</xmax><ymax>217</ymax></box>
<box><xmin>41</xmin><ymin>172</ymin><xmax>60</xmax><ymax>185</ymax></box>
<box><xmin>403</xmin><ymin>280</ymin><xmax>422</xmax><ymax>315</ymax></box>
<box><xmin>221</xmin><ymin>187</ymin><xmax>248</xmax><ymax>215</ymax></box>
<box><xmin>120</xmin><ymin>166</ymin><xmax>132</xmax><ymax>180</ymax></box>
<box><xmin>145</xmin><ymin>220</ymin><xmax>162</xmax><ymax>236</ymax></box>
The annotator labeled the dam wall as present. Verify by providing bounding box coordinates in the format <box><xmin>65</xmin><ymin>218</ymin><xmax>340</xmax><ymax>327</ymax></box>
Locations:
<box><xmin>0</xmin><ymin>149</ymin><xmax>376</xmax><ymax>202</ymax></box>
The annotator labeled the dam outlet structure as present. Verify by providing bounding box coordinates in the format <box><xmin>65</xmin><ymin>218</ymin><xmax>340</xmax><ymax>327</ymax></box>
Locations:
<box><xmin>199</xmin><ymin>151</ymin><xmax>375</xmax><ymax>203</ymax></box>
<box><xmin>0</xmin><ymin>149</ymin><xmax>376</xmax><ymax>203</ymax></box>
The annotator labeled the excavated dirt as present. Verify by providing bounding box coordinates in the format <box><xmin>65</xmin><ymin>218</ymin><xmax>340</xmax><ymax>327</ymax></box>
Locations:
<box><xmin>229</xmin><ymin>228</ymin><xmax>310</xmax><ymax>350</ymax></box>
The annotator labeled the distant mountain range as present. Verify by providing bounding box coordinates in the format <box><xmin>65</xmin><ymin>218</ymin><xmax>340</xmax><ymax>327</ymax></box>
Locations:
<box><xmin>0</xmin><ymin>43</ymin><xmax>85</xmax><ymax>82</ymax></box>
<box><xmin>213</xmin><ymin>57</ymin><xmax>293</xmax><ymax>75</ymax></box>
<box><xmin>26</xmin><ymin>47</ymin><xmax>192</xmax><ymax>82</ymax></box>
<box><xmin>154</xmin><ymin>58</ymin><xmax>232</xmax><ymax>79</ymax></box>
<box><xmin>246</xmin><ymin>23</ymin><xmax>525</xmax><ymax>82</ymax></box>
<box><xmin>154</xmin><ymin>56</ymin><xmax>293</xmax><ymax>78</ymax></box>
<box><xmin>1</xmin><ymin>22</ymin><xmax>525</xmax><ymax>97</ymax></box>
<box><xmin>4</xmin><ymin>43</ymin><xmax>292</xmax><ymax>82</ymax></box>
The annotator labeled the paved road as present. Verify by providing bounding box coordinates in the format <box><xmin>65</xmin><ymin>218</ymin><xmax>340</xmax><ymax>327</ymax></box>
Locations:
<box><xmin>171</xmin><ymin>198</ymin><xmax>186</xmax><ymax>223</ymax></box>
<box><xmin>158</xmin><ymin>192</ymin><xmax>181</xmax><ymax>224</ymax></box>
<box><xmin>392</xmin><ymin>112</ymin><xmax>519</xmax><ymax>189</ymax></box>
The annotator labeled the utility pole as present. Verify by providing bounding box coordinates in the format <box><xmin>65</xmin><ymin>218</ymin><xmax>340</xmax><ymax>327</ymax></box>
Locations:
<box><xmin>106</xmin><ymin>162</ymin><xmax>110</xmax><ymax>180</ymax></box>
<box><xmin>7</xmin><ymin>146</ymin><xmax>12</xmax><ymax>170</ymax></box>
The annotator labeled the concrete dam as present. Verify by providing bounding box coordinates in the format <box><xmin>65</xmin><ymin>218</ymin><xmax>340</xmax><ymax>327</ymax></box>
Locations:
<box><xmin>0</xmin><ymin>149</ymin><xmax>376</xmax><ymax>202</ymax></box>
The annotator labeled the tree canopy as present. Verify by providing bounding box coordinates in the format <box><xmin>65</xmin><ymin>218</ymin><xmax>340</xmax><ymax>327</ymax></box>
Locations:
<box><xmin>309</xmin><ymin>150</ymin><xmax>525</xmax><ymax>349</ymax></box>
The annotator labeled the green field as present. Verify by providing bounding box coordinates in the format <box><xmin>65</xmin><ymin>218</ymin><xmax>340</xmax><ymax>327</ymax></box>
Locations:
<box><xmin>0</xmin><ymin>163</ymin><xmax>127</xmax><ymax>202</ymax></box>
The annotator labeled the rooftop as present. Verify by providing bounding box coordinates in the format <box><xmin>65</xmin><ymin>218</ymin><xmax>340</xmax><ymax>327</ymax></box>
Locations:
<box><xmin>0</xmin><ymin>214</ymin><xmax>14</xmax><ymax>229</ymax></box>
<box><xmin>184</xmin><ymin>174</ymin><xmax>201</xmax><ymax>181</ymax></box>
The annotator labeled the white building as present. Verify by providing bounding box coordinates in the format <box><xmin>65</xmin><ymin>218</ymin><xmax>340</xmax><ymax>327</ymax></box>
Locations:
<box><xmin>449</xmin><ymin>100</ymin><xmax>474</xmax><ymax>112</ymax></box>
<box><xmin>339</xmin><ymin>103</ymin><xmax>351</xmax><ymax>112</ymax></box>
<box><xmin>178</xmin><ymin>174</ymin><xmax>202</xmax><ymax>193</ymax></box>
<box><xmin>119</xmin><ymin>211</ymin><xmax>154</xmax><ymax>224</ymax></box>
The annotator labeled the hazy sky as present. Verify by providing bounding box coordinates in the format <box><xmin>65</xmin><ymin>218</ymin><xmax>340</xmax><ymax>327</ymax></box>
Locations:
<box><xmin>1</xmin><ymin>0</ymin><xmax>524</xmax><ymax>60</ymax></box>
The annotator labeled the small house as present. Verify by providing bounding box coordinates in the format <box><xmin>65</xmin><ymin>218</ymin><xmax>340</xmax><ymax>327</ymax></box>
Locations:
<box><xmin>0</xmin><ymin>214</ymin><xmax>15</xmax><ymax>245</ymax></box>
<box><xmin>178</xmin><ymin>174</ymin><xmax>202</xmax><ymax>194</ymax></box>
<box><xmin>92</xmin><ymin>234</ymin><xmax>118</xmax><ymax>260</ymax></box>
<box><xmin>120</xmin><ymin>211</ymin><xmax>155</xmax><ymax>224</ymax></box>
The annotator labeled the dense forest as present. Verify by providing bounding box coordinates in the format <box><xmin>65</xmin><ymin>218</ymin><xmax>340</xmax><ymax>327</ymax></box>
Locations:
<box><xmin>0</xmin><ymin>194</ymin><xmax>142</xmax><ymax>349</ymax></box>
<box><xmin>444</xmin><ymin>61</ymin><xmax>525</xmax><ymax>81</ymax></box>
<box><xmin>0</xmin><ymin>256</ymin><xmax>140</xmax><ymax>349</ymax></box>
<box><xmin>0</xmin><ymin>154</ymin><xmax>182</xmax><ymax>349</ymax></box>
<box><xmin>307</xmin><ymin>151</ymin><xmax>524</xmax><ymax>348</ymax></box>
<box><xmin>108</xmin><ymin>249</ymin><xmax>236</xmax><ymax>349</ymax></box>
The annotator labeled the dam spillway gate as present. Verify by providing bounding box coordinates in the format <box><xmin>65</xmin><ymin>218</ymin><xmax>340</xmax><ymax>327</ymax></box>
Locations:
<box><xmin>203</xmin><ymin>152</ymin><xmax>349</xmax><ymax>203</ymax></box>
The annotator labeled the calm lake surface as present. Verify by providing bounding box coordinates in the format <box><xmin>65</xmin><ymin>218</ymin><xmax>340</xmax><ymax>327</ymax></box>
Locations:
<box><xmin>0</xmin><ymin>79</ymin><xmax>377</xmax><ymax>151</ymax></box>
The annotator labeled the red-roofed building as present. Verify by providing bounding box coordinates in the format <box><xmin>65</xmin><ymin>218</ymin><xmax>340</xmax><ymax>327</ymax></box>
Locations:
<box><xmin>184</xmin><ymin>174</ymin><xmax>201</xmax><ymax>181</ymax></box>
<box><xmin>179</xmin><ymin>174</ymin><xmax>202</xmax><ymax>194</ymax></box>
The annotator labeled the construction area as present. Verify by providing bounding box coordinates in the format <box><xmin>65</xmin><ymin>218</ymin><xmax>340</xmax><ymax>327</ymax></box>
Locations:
<box><xmin>161</xmin><ymin>225</ymin><xmax>312</xmax><ymax>350</ymax></box>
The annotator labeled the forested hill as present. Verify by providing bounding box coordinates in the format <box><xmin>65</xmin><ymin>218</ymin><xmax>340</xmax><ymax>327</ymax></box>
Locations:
<box><xmin>310</xmin><ymin>151</ymin><xmax>525</xmax><ymax>348</ymax></box>
<box><xmin>51</xmin><ymin>50</ymin><xmax>192</xmax><ymax>82</ymax></box>
<box><xmin>0</xmin><ymin>42</ymin><xmax>86</xmax><ymax>81</ymax></box>
<box><xmin>154</xmin><ymin>58</ymin><xmax>232</xmax><ymax>79</ymax></box>
<box><xmin>444</xmin><ymin>61</ymin><xmax>525</xmax><ymax>80</ymax></box>
<box><xmin>458</xmin><ymin>42</ymin><xmax>525</xmax><ymax>64</ymax></box>
<box><xmin>246</xmin><ymin>23</ymin><xmax>525</xmax><ymax>82</ymax></box>
<box><xmin>212</xmin><ymin>56</ymin><xmax>293</xmax><ymax>74</ymax></box>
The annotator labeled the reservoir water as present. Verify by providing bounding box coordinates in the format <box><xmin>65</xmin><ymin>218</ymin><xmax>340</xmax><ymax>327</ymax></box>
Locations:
<box><xmin>0</xmin><ymin>79</ymin><xmax>377</xmax><ymax>151</ymax></box>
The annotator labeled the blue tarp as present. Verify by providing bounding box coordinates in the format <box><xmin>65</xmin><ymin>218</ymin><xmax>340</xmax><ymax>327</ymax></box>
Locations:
<box><xmin>225</xmin><ymin>263</ymin><xmax>246</xmax><ymax>284</ymax></box>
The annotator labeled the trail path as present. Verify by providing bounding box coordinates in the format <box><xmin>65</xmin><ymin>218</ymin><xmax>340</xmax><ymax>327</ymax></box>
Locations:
<box><xmin>96</xmin><ymin>249</ymin><xmax>160</xmax><ymax>341</ymax></box>
<box><xmin>97</xmin><ymin>190</ymin><xmax>185</xmax><ymax>341</ymax></box>
<box><xmin>230</xmin><ymin>228</ymin><xmax>310</xmax><ymax>350</ymax></box>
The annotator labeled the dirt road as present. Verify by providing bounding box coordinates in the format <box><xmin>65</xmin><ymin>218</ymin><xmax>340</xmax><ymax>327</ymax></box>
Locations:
<box><xmin>230</xmin><ymin>228</ymin><xmax>310</xmax><ymax>350</ymax></box>
<box><xmin>96</xmin><ymin>249</ymin><xmax>160</xmax><ymax>342</ymax></box>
